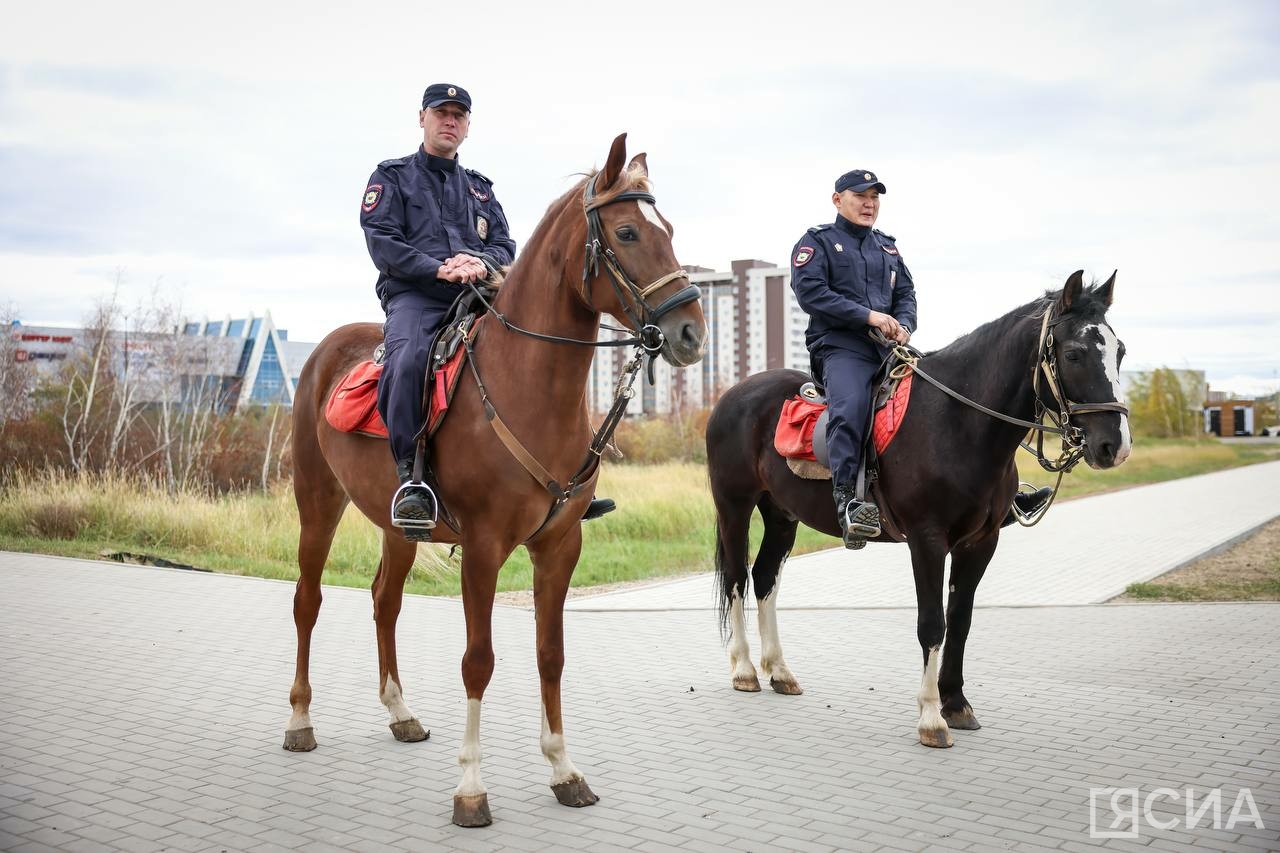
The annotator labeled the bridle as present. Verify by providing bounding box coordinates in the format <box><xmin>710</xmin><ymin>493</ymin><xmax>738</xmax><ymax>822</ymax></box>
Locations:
<box><xmin>878</xmin><ymin>302</ymin><xmax>1129</xmax><ymax>525</ymax></box>
<box><xmin>580</xmin><ymin>173</ymin><xmax>702</xmax><ymax>353</ymax></box>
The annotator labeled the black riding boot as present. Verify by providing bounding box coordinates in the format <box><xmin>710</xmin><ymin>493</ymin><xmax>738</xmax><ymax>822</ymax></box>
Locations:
<box><xmin>834</xmin><ymin>483</ymin><xmax>880</xmax><ymax>550</ymax></box>
<box><xmin>582</xmin><ymin>496</ymin><xmax>616</xmax><ymax>521</ymax></box>
<box><xmin>1001</xmin><ymin>486</ymin><xmax>1054</xmax><ymax>528</ymax></box>
<box><xmin>392</xmin><ymin>459</ymin><xmax>437</xmax><ymax>541</ymax></box>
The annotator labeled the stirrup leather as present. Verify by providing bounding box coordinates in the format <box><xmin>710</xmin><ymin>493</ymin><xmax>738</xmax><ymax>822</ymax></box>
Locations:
<box><xmin>390</xmin><ymin>481</ymin><xmax>438</xmax><ymax>530</ymax></box>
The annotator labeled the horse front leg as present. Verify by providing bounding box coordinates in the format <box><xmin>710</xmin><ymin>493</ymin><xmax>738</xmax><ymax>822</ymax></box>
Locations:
<box><xmin>452</xmin><ymin>537</ymin><xmax>506</xmax><ymax>828</ymax></box>
<box><xmin>908</xmin><ymin>532</ymin><xmax>952</xmax><ymax>748</ymax></box>
<box><xmin>939</xmin><ymin>534</ymin><xmax>998</xmax><ymax>731</ymax></box>
<box><xmin>528</xmin><ymin>526</ymin><xmax>599</xmax><ymax>808</ymax></box>
<box><xmin>372</xmin><ymin>530</ymin><xmax>429</xmax><ymax>743</ymax></box>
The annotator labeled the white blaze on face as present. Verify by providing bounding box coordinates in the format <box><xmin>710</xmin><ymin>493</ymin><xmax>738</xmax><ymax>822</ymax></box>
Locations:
<box><xmin>1092</xmin><ymin>323</ymin><xmax>1132</xmax><ymax>464</ymax></box>
<box><xmin>637</xmin><ymin>200</ymin><xmax>670</xmax><ymax>235</ymax></box>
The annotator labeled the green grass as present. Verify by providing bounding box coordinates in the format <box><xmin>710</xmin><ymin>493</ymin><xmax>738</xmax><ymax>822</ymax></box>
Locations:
<box><xmin>1</xmin><ymin>438</ymin><xmax>1275</xmax><ymax>597</ymax></box>
<box><xmin>1126</xmin><ymin>578</ymin><xmax>1280</xmax><ymax>602</ymax></box>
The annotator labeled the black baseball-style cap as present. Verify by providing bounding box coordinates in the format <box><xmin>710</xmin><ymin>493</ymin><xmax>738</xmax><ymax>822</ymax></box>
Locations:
<box><xmin>422</xmin><ymin>83</ymin><xmax>471</xmax><ymax>111</ymax></box>
<box><xmin>835</xmin><ymin>169</ymin><xmax>887</xmax><ymax>194</ymax></box>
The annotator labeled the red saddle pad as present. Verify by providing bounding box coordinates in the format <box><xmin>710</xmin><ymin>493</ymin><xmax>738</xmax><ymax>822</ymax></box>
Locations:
<box><xmin>773</xmin><ymin>373</ymin><xmax>914</xmax><ymax>461</ymax></box>
<box><xmin>324</xmin><ymin>342</ymin><xmax>472</xmax><ymax>440</ymax></box>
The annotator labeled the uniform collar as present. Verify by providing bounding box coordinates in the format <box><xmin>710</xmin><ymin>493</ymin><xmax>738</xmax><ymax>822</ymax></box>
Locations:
<box><xmin>417</xmin><ymin>146</ymin><xmax>459</xmax><ymax>173</ymax></box>
<box><xmin>834</xmin><ymin>214</ymin><xmax>872</xmax><ymax>240</ymax></box>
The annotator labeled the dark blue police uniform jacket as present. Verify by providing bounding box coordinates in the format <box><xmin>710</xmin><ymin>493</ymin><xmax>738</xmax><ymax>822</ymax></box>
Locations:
<box><xmin>789</xmin><ymin>215</ymin><xmax>917</xmax><ymax>487</ymax></box>
<box><xmin>359</xmin><ymin>147</ymin><xmax>517</xmax><ymax>463</ymax></box>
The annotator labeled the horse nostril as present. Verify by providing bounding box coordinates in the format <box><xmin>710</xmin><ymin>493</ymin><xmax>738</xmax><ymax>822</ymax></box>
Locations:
<box><xmin>1098</xmin><ymin>441</ymin><xmax>1116</xmax><ymax>464</ymax></box>
<box><xmin>680</xmin><ymin>322</ymin><xmax>700</xmax><ymax>349</ymax></box>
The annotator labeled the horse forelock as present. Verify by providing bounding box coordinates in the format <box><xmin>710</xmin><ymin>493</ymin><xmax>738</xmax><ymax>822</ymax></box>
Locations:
<box><xmin>586</xmin><ymin>162</ymin><xmax>653</xmax><ymax>207</ymax></box>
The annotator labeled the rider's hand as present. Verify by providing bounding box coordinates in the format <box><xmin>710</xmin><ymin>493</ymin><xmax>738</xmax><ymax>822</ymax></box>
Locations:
<box><xmin>868</xmin><ymin>310</ymin><xmax>901</xmax><ymax>339</ymax></box>
<box><xmin>893</xmin><ymin>326</ymin><xmax>911</xmax><ymax>345</ymax></box>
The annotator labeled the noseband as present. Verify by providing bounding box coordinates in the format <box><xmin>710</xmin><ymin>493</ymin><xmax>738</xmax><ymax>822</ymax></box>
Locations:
<box><xmin>581</xmin><ymin>174</ymin><xmax>702</xmax><ymax>352</ymax></box>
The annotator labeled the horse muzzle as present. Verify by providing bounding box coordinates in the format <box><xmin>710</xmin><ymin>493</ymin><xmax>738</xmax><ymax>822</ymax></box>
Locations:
<box><xmin>1079</xmin><ymin>412</ymin><xmax>1133</xmax><ymax>470</ymax></box>
<box><xmin>656</xmin><ymin>314</ymin><xmax>707</xmax><ymax>367</ymax></box>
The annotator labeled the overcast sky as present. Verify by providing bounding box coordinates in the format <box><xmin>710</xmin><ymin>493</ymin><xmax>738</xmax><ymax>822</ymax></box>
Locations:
<box><xmin>2</xmin><ymin>0</ymin><xmax>1277</xmax><ymax>393</ymax></box>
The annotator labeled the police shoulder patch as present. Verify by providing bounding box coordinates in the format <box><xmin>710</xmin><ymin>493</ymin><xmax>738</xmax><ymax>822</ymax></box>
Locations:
<box><xmin>468</xmin><ymin>184</ymin><xmax>490</xmax><ymax>202</ymax></box>
<box><xmin>793</xmin><ymin>245</ymin><xmax>816</xmax><ymax>267</ymax></box>
<box><xmin>881</xmin><ymin>244</ymin><xmax>899</xmax><ymax>255</ymax></box>
<box><xmin>361</xmin><ymin>184</ymin><xmax>384</xmax><ymax>214</ymax></box>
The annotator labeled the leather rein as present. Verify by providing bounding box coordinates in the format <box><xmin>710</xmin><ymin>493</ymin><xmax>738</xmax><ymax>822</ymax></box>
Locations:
<box><xmin>457</xmin><ymin>174</ymin><xmax>701</xmax><ymax>534</ymax></box>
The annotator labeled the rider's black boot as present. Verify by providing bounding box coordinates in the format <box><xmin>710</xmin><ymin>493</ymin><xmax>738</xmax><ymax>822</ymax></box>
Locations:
<box><xmin>392</xmin><ymin>459</ymin><xmax>437</xmax><ymax>541</ymax></box>
<box><xmin>582</xmin><ymin>496</ymin><xmax>616</xmax><ymax>521</ymax></box>
<box><xmin>834</xmin><ymin>483</ymin><xmax>880</xmax><ymax>550</ymax></box>
<box><xmin>1001</xmin><ymin>486</ymin><xmax>1054</xmax><ymax>528</ymax></box>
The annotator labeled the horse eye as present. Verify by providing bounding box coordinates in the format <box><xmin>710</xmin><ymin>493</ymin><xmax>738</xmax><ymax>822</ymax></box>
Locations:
<box><xmin>1064</xmin><ymin>350</ymin><xmax>1081</xmax><ymax>363</ymax></box>
<box><xmin>616</xmin><ymin>226</ymin><xmax>638</xmax><ymax>242</ymax></box>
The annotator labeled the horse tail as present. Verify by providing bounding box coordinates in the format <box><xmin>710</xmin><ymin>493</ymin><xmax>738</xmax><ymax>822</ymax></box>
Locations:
<box><xmin>713</xmin><ymin>515</ymin><xmax>742</xmax><ymax>641</ymax></box>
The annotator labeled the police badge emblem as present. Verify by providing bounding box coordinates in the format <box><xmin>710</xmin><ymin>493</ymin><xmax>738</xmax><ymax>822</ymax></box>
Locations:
<box><xmin>834</xmin><ymin>243</ymin><xmax>843</xmax><ymax>252</ymax></box>
<box><xmin>361</xmin><ymin>184</ymin><xmax>383</xmax><ymax>214</ymax></box>
<box><xmin>793</xmin><ymin>246</ymin><xmax>815</xmax><ymax>267</ymax></box>
<box><xmin>476</xmin><ymin>216</ymin><xmax>489</xmax><ymax>239</ymax></box>
<box><xmin>447</xmin><ymin>87</ymin><xmax>457</xmax><ymax>97</ymax></box>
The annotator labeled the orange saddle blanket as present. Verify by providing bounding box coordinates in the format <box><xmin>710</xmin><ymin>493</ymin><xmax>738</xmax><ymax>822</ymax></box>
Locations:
<box><xmin>774</xmin><ymin>373</ymin><xmax>914</xmax><ymax>461</ymax></box>
<box><xmin>324</xmin><ymin>343</ymin><xmax>469</xmax><ymax>439</ymax></box>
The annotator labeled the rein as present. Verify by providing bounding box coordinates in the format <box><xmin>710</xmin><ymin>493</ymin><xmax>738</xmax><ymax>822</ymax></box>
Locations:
<box><xmin>458</xmin><ymin>173</ymin><xmax>701</xmax><ymax>534</ymax></box>
<box><xmin>874</xmin><ymin>306</ymin><xmax>1129</xmax><ymax>526</ymax></box>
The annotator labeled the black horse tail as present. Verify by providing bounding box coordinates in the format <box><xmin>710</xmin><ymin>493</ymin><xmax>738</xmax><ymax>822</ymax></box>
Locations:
<box><xmin>713</xmin><ymin>517</ymin><xmax>741</xmax><ymax>642</ymax></box>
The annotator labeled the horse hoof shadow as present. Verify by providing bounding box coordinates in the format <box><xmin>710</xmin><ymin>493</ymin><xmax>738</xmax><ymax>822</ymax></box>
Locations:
<box><xmin>389</xmin><ymin>719</ymin><xmax>430</xmax><ymax>742</ymax></box>
<box><xmin>733</xmin><ymin>675</ymin><xmax>762</xmax><ymax>692</ymax></box>
<box><xmin>769</xmin><ymin>678</ymin><xmax>804</xmax><ymax>695</ymax></box>
<box><xmin>552</xmin><ymin>778</ymin><xmax>600</xmax><ymax>808</ymax></box>
<box><xmin>282</xmin><ymin>727</ymin><xmax>317</xmax><ymax>752</ymax></box>
<box><xmin>452</xmin><ymin>793</ymin><xmax>493</xmax><ymax>827</ymax></box>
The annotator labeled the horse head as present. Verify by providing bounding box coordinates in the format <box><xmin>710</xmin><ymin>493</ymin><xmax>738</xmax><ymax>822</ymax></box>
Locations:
<box><xmin>1047</xmin><ymin>270</ymin><xmax>1132</xmax><ymax>469</ymax></box>
<box><xmin>580</xmin><ymin>133</ymin><xmax>707</xmax><ymax>367</ymax></box>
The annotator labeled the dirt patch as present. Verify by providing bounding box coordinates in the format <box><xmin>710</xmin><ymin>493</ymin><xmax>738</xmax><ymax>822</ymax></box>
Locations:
<box><xmin>1113</xmin><ymin>516</ymin><xmax>1280</xmax><ymax>602</ymax></box>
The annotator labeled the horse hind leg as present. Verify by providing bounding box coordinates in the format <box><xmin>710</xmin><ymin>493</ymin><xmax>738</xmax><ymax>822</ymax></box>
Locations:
<box><xmin>713</xmin><ymin>490</ymin><xmax>760</xmax><ymax>692</ymax></box>
<box><xmin>754</xmin><ymin>495</ymin><xmax>802</xmax><ymax>695</ymax></box>
<box><xmin>528</xmin><ymin>527</ymin><xmax>598</xmax><ymax>809</ymax></box>
<box><xmin>284</xmin><ymin>457</ymin><xmax>348</xmax><ymax>752</ymax></box>
<box><xmin>373</xmin><ymin>530</ymin><xmax>429</xmax><ymax>743</ymax></box>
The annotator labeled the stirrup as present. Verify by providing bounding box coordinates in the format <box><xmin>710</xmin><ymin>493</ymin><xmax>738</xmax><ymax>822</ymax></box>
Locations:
<box><xmin>390</xmin><ymin>481</ymin><xmax>438</xmax><ymax>531</ymax></box>
<box><xmin>843</xmin><ymin>501</ymin><xmax>881</xmax><ymax>539</ymax></box>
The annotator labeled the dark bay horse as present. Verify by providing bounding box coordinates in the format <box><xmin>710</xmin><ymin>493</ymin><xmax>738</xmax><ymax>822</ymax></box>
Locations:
<box><xmin>706</xmin><ymin>272</ymin><xmax>1129</xmax><ymax>748</ymax></box>
<box><xmin>286</xmin><ymin>134</ymin><xmax>706</xmax><ymax>826</ymax></box>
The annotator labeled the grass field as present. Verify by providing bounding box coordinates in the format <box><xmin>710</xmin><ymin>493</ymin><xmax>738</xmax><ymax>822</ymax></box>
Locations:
<box><xmin>1</xmin><ymin>438</ymin><xmax>1276</xmax><ymax>597</ymax></box>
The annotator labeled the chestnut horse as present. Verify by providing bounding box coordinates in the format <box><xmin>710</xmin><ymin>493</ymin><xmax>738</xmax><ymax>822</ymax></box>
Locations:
<box><xmin>706</xmin><ymin>273</ymin><xmax>1129</xmax><ymax>748</ymax></box>
<box><xmin>285</xmin><ymin>134</ymin><xmax>706</xmax><ymax>827</ymax></box>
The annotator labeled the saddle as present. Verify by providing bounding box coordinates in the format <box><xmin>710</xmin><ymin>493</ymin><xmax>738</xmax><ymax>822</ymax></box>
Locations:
<box><xmin>324</xmin><ymin>289</ymin><xmax>488</xmax><ymax>441</ymax></box>
<box><xmin>772</xmin><ymin>352</ymin><xmax>915</xmax><ymax>541</ymax></box>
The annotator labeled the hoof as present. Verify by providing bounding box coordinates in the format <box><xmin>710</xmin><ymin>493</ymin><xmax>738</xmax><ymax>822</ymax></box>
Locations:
<box><xmin>943</xmin><ymin>707</ymin><xmax>981</xmax><ymax>730</ymax></box>
<box><xmin>389</xmin><ymin>719</ymin><xmax>430</xmax><ymax>742</ymax></box>
<box><xmin>452</xmin><ymin>793</ymin><xmax>492</xmax><ymax>828</ymax></box>
<box><xmin>769</xmin><ymin>678</ymin><xmax>804</xmax><ymax>696</ymax></box>
<box><xmin>282</xmin><ymin>727</ymin><xmax>316</xmax><ymax>752</ymax></box>
<box><xmin>551</xmin><ymin>778</ymin><xmax>600</xmax><ymax>808</ymax></box>
<box><xmin>918</xmin><ymin>727</ymin><xmax>954</xmax><ymax>749</ymax></box>
<box><xmin>733</xmin><ymin>674</ymin><xmax>762</xmax><ymax>692</ymax></box>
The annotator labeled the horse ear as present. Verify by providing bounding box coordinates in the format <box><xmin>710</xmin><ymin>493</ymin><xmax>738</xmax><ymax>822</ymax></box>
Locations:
<box><xmin>1059</xmin><ymin>270</ymin><xmax>1085</xmax><ymax>312</ymax></box>
<box><xmin>629</xmin><ymin>152</ymin><xmax>649</xmax><ymax>177</ymax></box>
<box><xmin>1095</xmin><ymin>270</ymin><xmax>1117</xmax><ymax>306</ymax></box>
<box><xmin>599</xmin><ymin>133</ymin><xmax>628</xmax><ymax>189</ymax></box>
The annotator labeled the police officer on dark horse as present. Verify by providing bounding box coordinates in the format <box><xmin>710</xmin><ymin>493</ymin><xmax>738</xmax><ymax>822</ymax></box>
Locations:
<box><xmin>789</xmin><ymin>169</ymin><xmax>1051</xmax><ymax>549</ymax></box>
<box><xmin>361</xmin><ymin>82</ymin><xmax>614</xmax><ymax>536</ymax></box>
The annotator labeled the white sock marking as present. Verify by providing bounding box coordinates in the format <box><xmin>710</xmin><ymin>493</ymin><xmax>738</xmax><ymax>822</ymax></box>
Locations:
<box><xmin>540</xmin><ymin>703</ymin><xmax>583</xmax><ymax>786</ymax></box>
<box><xmin>756</xmin><ymin>573</ymin><xmax>796</xmax><ymax>686</ymax></box>
<box><xmin>455</xmin><ymin>698</ymin><xmax>486</xmax><ymax>798</ymax></box>
<box><xmin>727</xmin><ymin>590</ymin><xmax>757</xmax><ymax>684</ymax></box>
<box><xmin>380</xmin><ymin>678</ymin><xmax>415</xmax><ymax>724</ymax></box>
<box><xmin>917</xmin><ymin>645</ymin><xmax>948</xmax><ymax>734</ymax></box>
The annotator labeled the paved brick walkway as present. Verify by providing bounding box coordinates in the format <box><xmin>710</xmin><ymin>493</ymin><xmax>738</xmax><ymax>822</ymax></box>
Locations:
<box><xmin>567</xmin><ymin>461</ymin><xmax>1280</xmax><ymax>612</ymax></box>
<box><xmin>1</xmin><ymin>552</ymin><xmax>1277</xmax><ymax>851</ymax></box>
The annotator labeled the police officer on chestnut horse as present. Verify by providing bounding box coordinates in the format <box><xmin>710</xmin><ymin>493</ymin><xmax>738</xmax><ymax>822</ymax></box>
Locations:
<box><xmin>360</xmin><ymin>82</ymin><xmax>614</xmax><ymax>535</ymax></box>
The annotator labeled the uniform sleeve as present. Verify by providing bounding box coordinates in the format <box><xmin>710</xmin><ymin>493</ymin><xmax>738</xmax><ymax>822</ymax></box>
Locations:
<box><xmin>480</xmin><ymin>189</ymin><xmax>516</xmax><ymax>267</ymax></box>
<box><xmin>892</xmin><ymin>255</ymin><xmax>918</xmax><ymax>333</ymax></box>
<box><xmin>789</xmin><ymin>238</ymin><xmax>871</xmax><ymax>328</ymax></box>
<box><xmin>360</xmin><ymin>169</ymin><xmax>443</xmax><ymax>283</ymax></box>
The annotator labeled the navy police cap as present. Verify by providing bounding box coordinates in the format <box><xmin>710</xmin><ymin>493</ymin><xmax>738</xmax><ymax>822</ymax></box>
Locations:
<box><xmin>422</xmin><ymin>83</ymin><xmax>471</xmax><ymax>111</ymax></box>
<box><xmin>835</xmin><ymin>169</ymin><xmax>887</xmax><ymax>194</ymax></box>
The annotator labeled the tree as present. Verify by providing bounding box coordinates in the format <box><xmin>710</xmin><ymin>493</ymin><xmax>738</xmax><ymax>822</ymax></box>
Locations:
<box><xmin>1128</xmin><ymin>367</ymin><xmax>1202</xmax><ymax>438</ymax></box>
<box><xmin>0</xmin><ymin>303</ymin><xmax>37</xmax><ymax>441</ymax></box>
